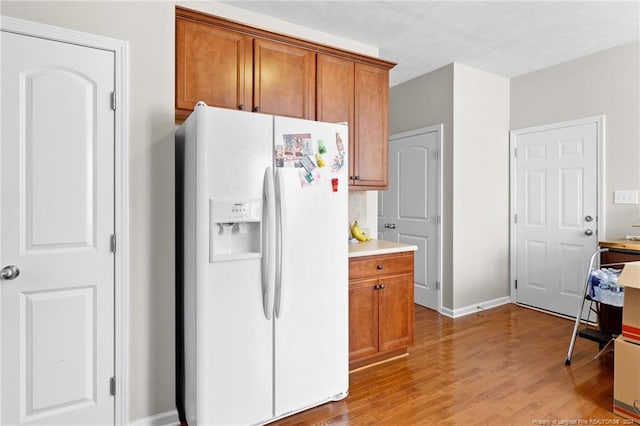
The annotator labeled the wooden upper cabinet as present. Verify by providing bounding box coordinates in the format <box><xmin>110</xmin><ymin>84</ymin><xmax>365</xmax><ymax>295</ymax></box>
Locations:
<box><xmin>176</xmin><ymin>18</ymin><xmax>252</xmax><ymax>117</ymax></box>
<box><xmin>175</xmin><ymin>7</ymin><xmax>395</xmax><ymax>186</ymax></box>
<box><xmin>253</xmin><ymin>39</ymin><xmax>315</xmax><ymax>119</ymax></box>
<box><xmin>318</xmin><ymin>56</ymin><xmax>390</xmax><ymax>189</ymax></box>
<box><xmin>317</xmin><ymin>54</ymin><xmax>355</xmax><ymax>157</ymax></box>
<box><xmin>316</xmin><ymin>55</ymin><xmax>354</xmax><ymax>123</ymax></box>
<box><xmin>353</xmin><ymin>63</ymin><xmax>389</xmax><ymax>188</ymax></box>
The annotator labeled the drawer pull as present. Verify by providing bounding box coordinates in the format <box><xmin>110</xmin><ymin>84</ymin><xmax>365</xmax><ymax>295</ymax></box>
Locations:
<box><xmin>377</xmin><ymin>264</ymin><xmax>384</xmax><ymax>270</ymax></box>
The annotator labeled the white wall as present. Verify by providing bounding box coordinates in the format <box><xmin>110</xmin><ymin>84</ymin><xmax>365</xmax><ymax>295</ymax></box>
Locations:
<box><xmin>389</xmin><ymin>64</ymin><xmax>455</xmax><ymax>308</ymax></box>
<box><xmin>0</xmin><ymin>1</ymin><xmax>379</xmax><ymax>422</ymax></box>
<box><xmin>1</xmin><ymin>1</ymin><xmax>177</xmax><ymax>420</ymax></box>
<box><xmin>511</xmin><ymin>41</ymin><xmax>640</xmax><ymax>239</ymax></box>
<box><xmin>452</xmin><ymin>64</ymin><xmax>510</xmax><ymax>309</ymax></box>
<box><xmin>390</xmin><ymin>42</ymin><xmax>637</xmax><ymax>313</ymax></box>
<box><xmin>389</xmin><ymin>63</ymin><xmax>511</xmax><ymax>313</ymax></box>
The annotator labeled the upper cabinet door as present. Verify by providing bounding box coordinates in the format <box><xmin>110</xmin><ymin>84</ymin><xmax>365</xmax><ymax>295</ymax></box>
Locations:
<box><xmin>176</xmin><ymin>18</ymin><xmax>253</xmax><ymax>117</ymax></box>
<box><xmin>353</xmin><ymin>63</ymin><xmax>389</xmax><ymax>188</ymax></box>
<box><xmin>317</xmin><ymin>54</ymin><xmax>354</xmax><ymax>123</ymax></box>
<box><xmin>317</xmin><ymin>54</ymin><xmax>354</xmax><ymax>154</ymax></box>
<box><xmin>253</xmin><ymin>39</ymin><xmax>315</xmax><ymax>119</ymax></box>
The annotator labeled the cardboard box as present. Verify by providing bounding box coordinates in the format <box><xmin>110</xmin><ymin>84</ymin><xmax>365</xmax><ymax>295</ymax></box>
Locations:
<box><xmin>617</xmin><ymin>261</ymin><xmax>640</xmax><ymax>344</ymax></box>
<box><xmin>614</xmin><ymin>336</ymin><xmax>640</xmax><ymax>424</ymax></box>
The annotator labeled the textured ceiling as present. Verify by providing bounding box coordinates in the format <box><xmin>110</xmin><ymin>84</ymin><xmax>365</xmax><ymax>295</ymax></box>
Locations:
<box><xmin>222</xmin><ymin>1</ymin><xmax>640</xmax><ymax>86</ymax></box>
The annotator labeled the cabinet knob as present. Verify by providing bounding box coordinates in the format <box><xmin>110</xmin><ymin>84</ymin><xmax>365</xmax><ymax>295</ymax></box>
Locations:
<box><xmin>379</xmin><ymin>284</ymin><xmax>385</xmax><ymax>289</ymax></box>
<box><xmin>253</xmin><ymin>106</ymin><xmax>260</xmax><ymax>113</ymax></box>
<box><xmin>376</xmin><ymin>264</ymin><xmax>384</xmax><ymax>270</ymax></box>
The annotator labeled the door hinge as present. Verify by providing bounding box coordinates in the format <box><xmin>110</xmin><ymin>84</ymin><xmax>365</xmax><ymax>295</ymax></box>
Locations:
<box><xmin>435</xmin><ymin>281</ymin><xmax>440</xmax><ymax>290</ymax></box>
<box><xmin>110</xmin><ymin>376</ymin><xmax>116</xmax><ymax>396</ymax></box>
<box><xmin>513</xmin><ymin>148</ymin><xmax>518</xmax><ymax>159</ymax></box>
<box><xmin>515</xmin><ymin>279</ymin><xmax>518</xmax><ymax>290</ymax></box>
<box><xmin>514</xmin><ymin>214</ymin><xmax>518</xmax><ymax>224</ymax></box>
<box><xmin>111</xmin><ymin>91</ymin><xmax>116</xmax><ymax>111</ymax></box>
<box><xmin>110</xmin><ymin>234</ymin><xmax>116</xmax><ymax>253</ymax></box>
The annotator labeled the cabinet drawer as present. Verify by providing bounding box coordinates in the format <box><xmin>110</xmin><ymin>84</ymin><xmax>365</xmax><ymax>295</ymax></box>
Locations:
<box><xmin>349</xmin><ymin>252</ymin><xmax>414</xmax><ymax>280</ymax></box>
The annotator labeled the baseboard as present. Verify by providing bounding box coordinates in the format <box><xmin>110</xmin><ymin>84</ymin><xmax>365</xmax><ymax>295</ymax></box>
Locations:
<box><xmin>440</xmin><ymin>296</ymin><xmax>511</xmax><ymax>318</ymax></box>
<box><xmin>129</xmin><ymin>410</ymin><xmax>179</xmax><ymax>426</ymax></box>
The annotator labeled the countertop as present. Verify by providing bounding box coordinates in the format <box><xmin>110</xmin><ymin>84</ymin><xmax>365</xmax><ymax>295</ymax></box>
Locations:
<box><xmin>348</xmin><ymin>239</ymin><xmax>418</xmax><ymax>258</ymax></box>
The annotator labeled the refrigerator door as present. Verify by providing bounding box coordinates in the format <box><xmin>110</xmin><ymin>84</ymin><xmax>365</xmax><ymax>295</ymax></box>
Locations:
<box><xmin>272</xmin><ymin>117</ymin><xmax>349</xmax><ymax>416</ymax></box>
<box><xmin>193</xmin><ymin>106</ymin><xmax>275</xmax><ymax>424</ymax></box>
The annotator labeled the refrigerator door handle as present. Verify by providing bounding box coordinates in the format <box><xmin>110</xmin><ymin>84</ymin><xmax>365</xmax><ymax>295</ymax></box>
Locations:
<box><xmin>262</xmin><ymin>167</ymin><xmax>276</xmax><ymax>320</ymax></box>
<box><xmin>275</xmin><ymin>168</ymin><xmax>286</xmax><ymax>318</ymax></box>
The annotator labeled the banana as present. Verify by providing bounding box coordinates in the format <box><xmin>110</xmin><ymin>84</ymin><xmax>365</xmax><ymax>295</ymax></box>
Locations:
<box><xmin>351</xmin><ymin>220</ymin><xmax>372</xmax><ymax>242</ymax></box>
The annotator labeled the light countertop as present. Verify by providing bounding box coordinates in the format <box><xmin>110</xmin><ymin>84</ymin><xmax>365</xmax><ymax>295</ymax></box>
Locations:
<box><xmin>348</xmin><ymin>239</ymin><xmax>418</xmax><ymax>258</ymax></box>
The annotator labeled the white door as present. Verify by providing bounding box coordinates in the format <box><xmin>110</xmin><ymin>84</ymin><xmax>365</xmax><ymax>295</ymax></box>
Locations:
<box><xmin>513</xmin><ymin>120</ymin><xmax>599</xmax><ymax>317</ymax></box>
<box><xmin>1</xmin><ymin>31</ymin><xmax>115</xmax><ymax>425</ymax></box>
<box><xmin>379</xmin><ymin>126</ymin><xmax>441</xmax><ymax>311</ymax></box>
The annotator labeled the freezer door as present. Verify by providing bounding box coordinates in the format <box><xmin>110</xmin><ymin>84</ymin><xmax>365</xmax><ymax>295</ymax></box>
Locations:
<box><xmin>190</xmin><ymin>106</ymin><xmax>275</xmax><ymax>424</ymax></box>
<box><xmin>273</xmin><ymin>117</ymin><xmax>349</xmax><ymax>416</ymax></box>
<box><xmin>199</xmin><ymin>260</ymin><xmax>273</xmax><ymax>425</ymax></box>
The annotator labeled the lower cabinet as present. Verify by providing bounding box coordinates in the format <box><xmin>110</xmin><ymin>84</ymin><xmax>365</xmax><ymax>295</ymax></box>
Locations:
<box><xmin>349</xmin><ymin>251</ymin><xmax>415</xmax><ymax>369</ymax></box>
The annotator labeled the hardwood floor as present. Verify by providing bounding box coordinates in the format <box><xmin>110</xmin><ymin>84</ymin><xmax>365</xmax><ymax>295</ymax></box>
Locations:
<box><xmin>271</xmin><ymin>304</ymin><xmax>622</xmax><ymax>425</ymax></box>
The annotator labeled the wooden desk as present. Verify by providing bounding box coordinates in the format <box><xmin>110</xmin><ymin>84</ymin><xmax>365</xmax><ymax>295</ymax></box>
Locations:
<box><xmin>600</xmin><ymin>239</ymin><xmax>640</xmax><ymax>267</ymax></box>
<box><xmin>597</xmin><ymin>240</ymin><xmax>640</xmax><ymax>336</ymax></box>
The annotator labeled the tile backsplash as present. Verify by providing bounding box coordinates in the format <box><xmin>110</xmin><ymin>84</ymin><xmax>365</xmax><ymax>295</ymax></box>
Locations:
<box><xmin>348</xmin><ymin>190</ymin><xmax>377</xmax><ymax>239</ymax></box>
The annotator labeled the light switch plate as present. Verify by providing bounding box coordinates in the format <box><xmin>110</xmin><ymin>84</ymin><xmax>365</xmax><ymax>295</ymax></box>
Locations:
<box><xmin>614</xmin><ymin>190</ymin><xmax>638</xmax><ymax>205</ymax></box>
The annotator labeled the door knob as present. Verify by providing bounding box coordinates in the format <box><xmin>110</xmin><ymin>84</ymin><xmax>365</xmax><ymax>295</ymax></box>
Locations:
<box><xmin>584</xmin><ymin>229</ymin><xmax>594</xmax><ymax>236</ymax></box>
<box><xmin>1</xmin><ymin>265</ymin><xmax>20</xmax><ymax>280</ymax></box>
<box><xmin>384</xmin><ymin>223</ymin><xmax>396</xmax><ymax>229</ymax></box>
<box><xmin>585</xmin><ymin>215</ymin><xmax>594</xmax><ymax>222</ymax></box>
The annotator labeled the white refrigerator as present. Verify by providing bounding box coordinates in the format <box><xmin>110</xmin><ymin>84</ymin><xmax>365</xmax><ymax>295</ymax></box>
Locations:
<box><xmin>176</xmin><ymin>104</ymin><xmax>349</xmax><ymax>425</ymax></box>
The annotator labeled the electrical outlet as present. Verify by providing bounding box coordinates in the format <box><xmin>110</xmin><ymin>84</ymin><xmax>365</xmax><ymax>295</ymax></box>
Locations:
<box><xmin>614</xmin><ymin>190</ymin><xmax>638</xmax><ymax>205</ymax></box>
